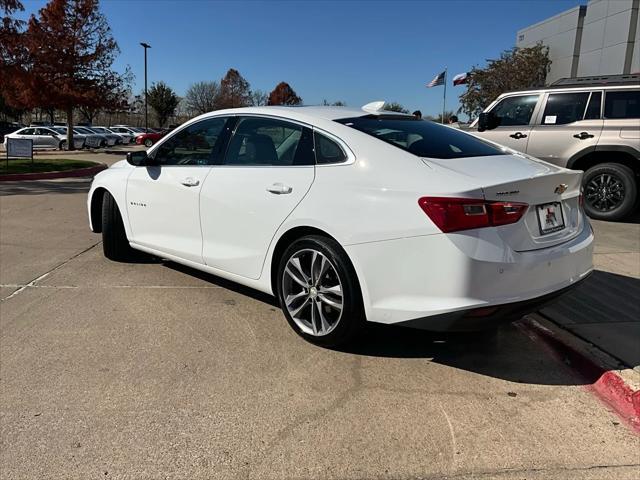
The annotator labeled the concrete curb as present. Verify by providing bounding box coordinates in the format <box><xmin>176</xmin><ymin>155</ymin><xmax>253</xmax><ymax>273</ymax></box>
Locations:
<box><xmin>0</xmin><ymin>163</ymin><xmax>107</xmax><ymax>181</ymax></box>
<box><xmin>517</xmin><ymin>314</ymin><xmax>640</xmax><ymax>433</ymax></box>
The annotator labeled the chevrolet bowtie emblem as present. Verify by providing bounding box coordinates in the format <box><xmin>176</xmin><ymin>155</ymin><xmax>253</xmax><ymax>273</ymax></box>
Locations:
<box><xmin>554</xmin><ymin>184</ymin><xmax>568</xmax><ymax>194</ymax></box>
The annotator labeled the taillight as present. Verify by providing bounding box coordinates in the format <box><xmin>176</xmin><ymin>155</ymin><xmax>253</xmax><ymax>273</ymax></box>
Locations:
<box><xmin>418</xmin><ymin>197</ymin><xmax>528</xmax><ymax>233</ymax></box>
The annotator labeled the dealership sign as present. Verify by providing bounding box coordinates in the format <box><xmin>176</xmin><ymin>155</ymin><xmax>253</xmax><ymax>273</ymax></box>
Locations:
<box><xmin>7</xmin><ymin>137</ymin><xmax>33</xmax><ymax>159</ymax></box>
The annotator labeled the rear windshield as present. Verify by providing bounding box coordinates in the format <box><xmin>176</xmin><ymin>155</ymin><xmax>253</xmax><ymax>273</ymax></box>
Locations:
<box><xmin>336</xmin><ymin>116</ymin><xmax>502</xmax><ymax>159</ymax></box>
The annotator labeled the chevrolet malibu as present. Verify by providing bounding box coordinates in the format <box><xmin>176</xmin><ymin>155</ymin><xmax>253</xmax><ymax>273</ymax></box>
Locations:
<box><xmin>87</xmin><ymin>103</ymin><xmax>594</xmax><ymax>346</ymax></box>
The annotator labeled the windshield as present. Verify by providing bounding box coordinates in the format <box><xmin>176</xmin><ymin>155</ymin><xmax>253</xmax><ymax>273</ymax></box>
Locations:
<box><xmin>336</xmin><ymin>116</ymin><xmax>502</xmax><ymax>159</ymax></box>
<box><xmin>52</xmin><ymin>127</ymin><xmax>66</xmax><ymax>134</ymax></box>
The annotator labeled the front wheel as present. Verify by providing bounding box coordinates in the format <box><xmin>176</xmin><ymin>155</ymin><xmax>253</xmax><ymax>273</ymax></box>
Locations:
<box><xmin>101</xmin><ymin>191</ymin><xmax>137</xmax><ymax>261</ymax></box>
<box><xmin>277</xmin><ymin>235</ymin><xmax>364</xmax><ymax>347</ymax></box>
<box><xmin>59</xmin><ymin>140</ymin><xmax>66</xmax><ymax>150</ymax></box>
<box><xmin>583</xmin><ymin>163</ymin><xmax>637</xmax><ymax>221</ymax></box>
<box><xmin>144</xmin><ymin>138</ymin><xmax>153</xmax><ymax>147</ymax></box>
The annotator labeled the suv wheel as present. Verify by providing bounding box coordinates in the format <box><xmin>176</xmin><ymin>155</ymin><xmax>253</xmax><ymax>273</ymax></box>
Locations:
<box><xmin>583</xmin><ymin>163</ymin><xmax>637</xmax><ymax>221</ymax></box>
<box><xmin>277</xmin><ymin>235</ymin><xmax>364</xmax><ymax>347</ymax></box>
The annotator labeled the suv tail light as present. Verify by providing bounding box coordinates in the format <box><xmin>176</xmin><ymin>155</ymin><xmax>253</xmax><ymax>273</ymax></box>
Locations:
<box><xmin>418</xmin><ymin>197</ymin><xmax>528</xmax><ymax>233</ymax></box>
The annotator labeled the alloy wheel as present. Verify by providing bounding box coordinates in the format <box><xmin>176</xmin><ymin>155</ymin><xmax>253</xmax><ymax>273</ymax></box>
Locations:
<box><xmin>585</xmin><ymin>173</ymin><xmax>625</xmax><ymax>212</ymax></box>
<box><xmin>281</xmin><ymin>249</ymin><xmax>343</xmax><ymax>336</ymax></box>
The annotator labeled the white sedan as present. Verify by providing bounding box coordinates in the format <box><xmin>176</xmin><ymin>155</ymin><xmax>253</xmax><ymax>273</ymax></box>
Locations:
<box><xmin>87</xmin><ymin>103</ymin><xmax>593</xmax><ymax>346</ymax></box>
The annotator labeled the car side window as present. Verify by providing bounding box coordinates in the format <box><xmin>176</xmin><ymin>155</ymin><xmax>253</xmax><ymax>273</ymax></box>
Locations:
<box><xmin>491</xmin><ymin>95</ymin><xmax>539</xmax><ymax>126</ymax></box>
<box><xmin>225</xmin><ymin>117</ymin><xmax>314</xmax><ymax>166</ymax></box>
<box><xmin>584</xmin><ymin>92</ymin><xmax>602</xmax><ymax>120</ymax></box>
<box><xmin>314</xmin><ymin>132</ymin><xmax>348</xmax><ymax>164</ymax></box>
<box><xmin>152</xmin><ymin>117</ymin><xmax>228</xmax><ymax>166</ymax></box>
<box><xmin>541</xmin><ymin>92</ymin><xmax>590</xmax><ymax>125</ymax></box>
<box><xmin>21</xmin><ymin>128</ymin><xmax>35</xmax><ymax>135</ymax></box>
<box><xmin>604</xmin><ymin>90</ymin><xmax>640</xmax><ymax>119</ymax></box>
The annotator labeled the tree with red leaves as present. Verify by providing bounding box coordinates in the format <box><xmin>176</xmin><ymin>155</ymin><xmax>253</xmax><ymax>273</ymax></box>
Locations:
<box><xmin>217</xmin><ymin>68</ymin><xmax>251</xmax><ymax>109</ymax></box>
<box><xmin>267</xmin><ymin>82</ymin><xmax>302</xmax><ymax>106</ymax></box>
<box><xmin>1</xmin><ymin>0</ymin><xmax>128</xmax><ymax>149</ymax></box>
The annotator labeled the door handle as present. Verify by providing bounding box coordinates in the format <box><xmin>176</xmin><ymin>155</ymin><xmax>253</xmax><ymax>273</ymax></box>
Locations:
<box><xmin>509</xmin><ymin>132</ymin><xmax>527</xmax><ymax>139</ymax></box>
<box><xmin>266</xmin><ymin>183</ymin><xmax>293</xmax><ymax>195</ymax></box>
<box><xmin>181</xmin><ymin>177</ymin><xmax>200</xmax><ymax>187</ymax></box>
<box><xmin>573</xmin><ymin>132</ymin><xmax>594</xmax><ymax>140</ymax></box>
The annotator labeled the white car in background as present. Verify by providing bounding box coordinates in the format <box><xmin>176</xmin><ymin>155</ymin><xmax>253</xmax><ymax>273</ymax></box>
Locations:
<box><xmin>4</xmin><ymin>126</ymin><xmax>85</xmax><ymax>150</ymax></box>
<box><xmin>73</xmin><ymin>127</ymin><xmax>113</xmax><ymax>147</ymax></box>
<box><xmin>87</xmin><ymin>103</ymin><xmax>593</xmax><ymax>347</ymax></box>
<box><xmin>92</xmin><ymin>126</ymin><xmax>134</xmax><ymax>144</ymax></box>
<box><xmin>110</xmin><ymin>125</ymin><xmax>145</xmax><ymax>141</ymax></box>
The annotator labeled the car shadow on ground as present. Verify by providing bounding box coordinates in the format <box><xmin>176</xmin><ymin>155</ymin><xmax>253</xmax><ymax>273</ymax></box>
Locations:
<box><xmin>540</xmin><ymin>269</ymin><xmax>640</xmax><ymax>370</ymax></box>
<box><xmin>165</xmin><ymin>260</ymin><xmax>600</xmax><ymax>387</ymax></box>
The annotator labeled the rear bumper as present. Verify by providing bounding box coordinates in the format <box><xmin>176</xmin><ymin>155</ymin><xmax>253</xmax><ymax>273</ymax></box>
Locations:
<box><xmin>345</xmin><ymin>221</ymin><xmax>594</xmax><ymax>328</ymax></box>
<box><xmin>396</xmin><ymin>273</ymin><xmax>590</xmax><ymax>331</ymax></box>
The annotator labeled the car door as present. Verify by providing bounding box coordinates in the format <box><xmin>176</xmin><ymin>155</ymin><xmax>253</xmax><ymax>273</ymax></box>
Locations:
<box><xmin>475</xmin><ymin>94</ymin><xmax>541</xmax><ymax>152</ymax></box>
<box><xmin>18</xmin><ymin>128</ymin><xmax>37</xmax><ymax>145</ymax></box>
<box><xmin>39</xmin><ymin>128</ymin><xmax>60</xmax><ymax>148</ymax></box>
<box><xmin>526</xmin><ymin>91</ymin><xmax>603</xmax><ymax>166</ymax></box>
<box><xmin>126</xmin><ymin>116</ymin><xmax>230</xmax><ymax>264</ymax></box>
<box><xmin>200</xmin><ymin>115</ymin><xmax>315</xmax><ymax>279</ymax></box>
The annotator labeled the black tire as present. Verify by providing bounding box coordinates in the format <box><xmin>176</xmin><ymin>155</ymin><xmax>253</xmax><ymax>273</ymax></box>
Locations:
<box><xmin>583</xmin><ymin>163</ymin><xmax>637</xmax><ymax>221</ymax></box>
<box><xmin>101</xmin><ymin>191</ymin><xmax>136</xmax><ymax>261</ymax></box>
<box><xmin>276</xmin><ymin>235</ymin><xmax>365</xmax><ymax>347</ymax></box>
<box><xmin>59</xmin><ymin>140</ymin><xmax>66</xmax><ymax>150</ymax></box>
<box><xmin>144</xmin><ymin>138</ymin><xmax>153</xmax><ymax>147</ymax></box>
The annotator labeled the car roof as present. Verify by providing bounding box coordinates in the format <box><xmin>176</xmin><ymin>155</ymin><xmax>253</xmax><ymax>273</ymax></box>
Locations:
<box><xmin>198</xmin><ymin>105</ymin><xmax>413</xmax><ymax>123</ymax></box>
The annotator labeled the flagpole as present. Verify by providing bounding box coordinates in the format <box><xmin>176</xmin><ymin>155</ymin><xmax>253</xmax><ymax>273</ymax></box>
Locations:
<box><xmin>442</xmin><ymin>67</ymin><xmax>447</xmax><ymax>124</ymax></box>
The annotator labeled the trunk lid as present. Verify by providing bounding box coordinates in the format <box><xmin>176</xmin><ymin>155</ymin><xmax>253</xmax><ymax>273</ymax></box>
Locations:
<box><xmin>423</xmin><ymin>154</ymin><xmax>585</xmax><ymax>251</ymax></box>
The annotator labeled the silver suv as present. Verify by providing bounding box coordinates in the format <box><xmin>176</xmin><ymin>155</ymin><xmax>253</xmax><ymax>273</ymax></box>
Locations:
<box><xmin>472</xmin><ymin>75</ymin><xmax>639</xmax><ymax>221</ymax></box>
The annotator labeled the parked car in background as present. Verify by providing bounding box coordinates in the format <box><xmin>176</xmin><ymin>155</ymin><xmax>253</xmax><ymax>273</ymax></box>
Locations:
<box><xmin>72</xmin><ymin>126</ymin><xmax>113</xmax><ymax>147</ymax></box>
<box><xmin>88</xmin><ymin>103</ymin><xmax>593</xmax><ymax>346</ymax></box>
<box><xmin>135</xmin><ymin>130</ymin><xmax>166</xmax><ymax>147</ymax></box>
<box><xmin>4</xmin><ymin>126</ymin><xmax>85</xmax><ymax>150</ymax></box>
<box><xmin>92</xmin><ymin>126</ymin><xmax>134</xmax><ymax>144</ymax></box>
<box><xmin>110</xmin><ymin>126</ymin><xmax>145</xmax><ymax>140</ymax></box>
<box><xmin>83</xmin><ymin>127</ymin><xmax>122</xmax><ymax>145</ymax></box>
<box><xmin>472</xmin><ymin>74</ymin><xmax>640</xmax><ymax>221</ymax></box>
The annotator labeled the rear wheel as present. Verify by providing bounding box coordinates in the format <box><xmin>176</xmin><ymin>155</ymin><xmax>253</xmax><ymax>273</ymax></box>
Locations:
<box><xmin>583</xmin><ymin>163</ymin><xmax>637</xmax><ymax>221</ymax></box>
<box><xmin>101</xmin><ymin>191</ymin><xmax>136</xmax><ymax>261</ymax></box>
<box><xmin>144</xmin><ymin>138</ymin><xmax>153</xmax><ymax>147</ymax></box>
<box><xmin>277</xmin><ymin>235</ymin><xmax>364</xmax><ymax>347</ymax></box>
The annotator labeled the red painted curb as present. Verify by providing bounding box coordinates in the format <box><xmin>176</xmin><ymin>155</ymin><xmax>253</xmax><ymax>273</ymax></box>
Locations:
<box><xmin>517</xmin><ymin>317</ymin><xmax>640</xmax><ymax>433</ymax></box>
<box><xmin>0</xmin><ymin>163</ymin><xmax>107</xmax><ymax>181</ymax></box>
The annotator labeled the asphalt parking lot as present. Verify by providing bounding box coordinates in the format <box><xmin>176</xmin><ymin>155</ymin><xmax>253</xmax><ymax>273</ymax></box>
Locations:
<box><xmin>1</xmin><ymin>174</ymin><xmax>639</xmax><ymax>479</ymax></box>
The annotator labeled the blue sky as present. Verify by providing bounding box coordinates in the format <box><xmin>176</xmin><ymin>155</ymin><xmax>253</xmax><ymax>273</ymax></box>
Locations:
<box><xmin>19</xmin><ymin>0</ymin><xmax>584</xmax><ymax>116</ymax></box>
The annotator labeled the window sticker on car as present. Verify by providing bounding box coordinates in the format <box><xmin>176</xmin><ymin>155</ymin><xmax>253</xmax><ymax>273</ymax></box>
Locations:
<box><xmin>544</xmin><ymin>115</ymin><xmax>557</xmax><ymax>124</ymax></box>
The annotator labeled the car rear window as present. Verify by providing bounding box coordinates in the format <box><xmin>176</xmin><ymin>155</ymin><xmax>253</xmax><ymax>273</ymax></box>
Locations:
<box><xmin>336</xmin><ymin>116</ymin><xmax>502</xmax><ymax>159</ymax></box>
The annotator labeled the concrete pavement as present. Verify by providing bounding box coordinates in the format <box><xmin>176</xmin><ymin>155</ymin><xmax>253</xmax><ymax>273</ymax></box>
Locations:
<box><xmin>1</xmin><ymin>178</ymin><xmax>639</xmax><ymax>479</ymax></box>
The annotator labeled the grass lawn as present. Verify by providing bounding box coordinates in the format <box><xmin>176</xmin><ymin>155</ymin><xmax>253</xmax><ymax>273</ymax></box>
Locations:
<box><xmin>0</xmin><ymin>158</ymin><xmax>98</xmax><ymax>175</ymax></box>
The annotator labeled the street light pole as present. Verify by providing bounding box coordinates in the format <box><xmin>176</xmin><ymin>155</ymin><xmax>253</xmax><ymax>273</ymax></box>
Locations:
<box><xmin>140</xmin><ymin>42</ymin><xmax>151</xmax><ymax>132</ymax></box>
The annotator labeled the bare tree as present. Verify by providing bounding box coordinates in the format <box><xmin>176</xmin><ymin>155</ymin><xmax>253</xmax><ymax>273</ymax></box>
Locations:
<box><xmin>249</xmin><ymin>89</ymin><xmax>268</xmax><ymax>106</ymax></box>
<box><xmin>185</xmin><ymin>81</ymin><xmax>219</xmax><ymax>115</ymax></box>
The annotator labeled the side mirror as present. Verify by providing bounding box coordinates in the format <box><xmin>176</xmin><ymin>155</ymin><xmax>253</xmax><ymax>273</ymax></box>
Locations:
<box><xmin>478</xmin><ymin>111</ymin><xmax>500</xmax><ymax>131</ymax></box>
<box><xmin>126</xmin><ymin>151</ymin><xmax>157</xmax><ymax>166</ymax></box>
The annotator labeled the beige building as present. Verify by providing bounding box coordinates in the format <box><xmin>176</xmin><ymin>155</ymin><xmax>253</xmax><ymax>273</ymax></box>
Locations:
<box><xmin>516</xmin><ymin>0</ymin><xmax>639</xmax><ymax>83</ymax></box>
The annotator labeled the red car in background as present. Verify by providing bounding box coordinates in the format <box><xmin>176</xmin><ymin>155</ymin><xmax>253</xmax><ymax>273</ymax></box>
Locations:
<box><xmin>135</xmin><ymin>129</ymin><xmax>167</xmax><ymax>147</ymax></box>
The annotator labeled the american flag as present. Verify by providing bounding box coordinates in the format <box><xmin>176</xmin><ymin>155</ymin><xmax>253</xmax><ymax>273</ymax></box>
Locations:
<box><xmin>427</xmin><ymin>71</ymin><xmax>446</xmax><ymax>87</ymax></box>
